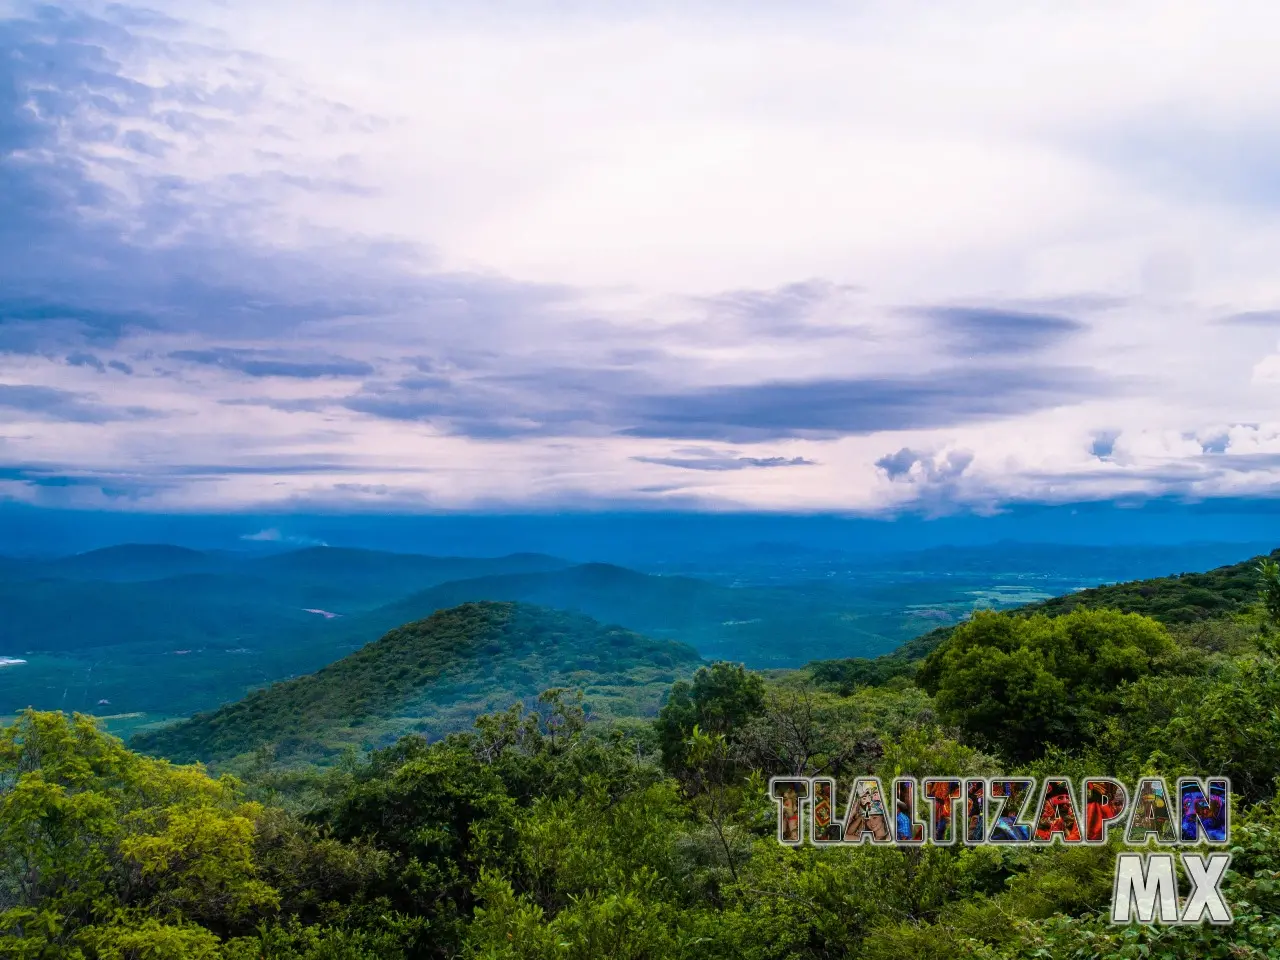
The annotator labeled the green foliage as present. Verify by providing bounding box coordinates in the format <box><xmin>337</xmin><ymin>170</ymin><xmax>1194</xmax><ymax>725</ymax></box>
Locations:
<box><xmin>920</xmin><ymin>608</ymin><xmax>1173</xmax><ymax>761</ymax></box>
<box><xmin>1100</xmin><ymin>651</ymin><xmax>1280</xmax><ymax>803</ymax></box>
<box><xmin>0</xmin><ymin>710</ymin><xmax>270</xmax><ymax>955</ymax></box>
<box><xmin>654</xmin><ymin>662</ymin><xmax>765</xmax><ymax>772</ymax></box>
<box><xmin>945</xmin><ymin>794</ymin><xmax>1280</xmax><ymax>958</ymax></box>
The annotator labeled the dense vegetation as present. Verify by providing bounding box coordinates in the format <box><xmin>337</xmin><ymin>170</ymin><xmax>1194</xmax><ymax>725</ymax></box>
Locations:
<box><xmin>131</xmin><ymin>603</ymin><xmax>702</xmax><ymax>766</ymax></box>
<box><xmin>1032</xmin><ymin>547</ymin><xmax>1280</xmax><ymax>622</ymax></box>
<box><xmin>5</xmin><ymin>547</ymin><xmax>1280</xmax><ymax>957</ymax></box>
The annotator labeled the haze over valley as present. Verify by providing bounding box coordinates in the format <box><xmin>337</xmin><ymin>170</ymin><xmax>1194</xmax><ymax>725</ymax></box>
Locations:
<box><xmin>2</xmin><ymin>532</ymin><xmax>1272</xmax><ymax>743</ymax></box>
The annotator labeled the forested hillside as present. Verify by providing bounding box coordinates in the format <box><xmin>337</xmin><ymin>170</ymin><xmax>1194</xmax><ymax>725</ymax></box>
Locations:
<box><xmin>5</xmin><ymin>549</ymin><xmax>1280</xmax><ymax>958</ymax></box>
<box><xmin>806</xmin><ymin>545</ymin><xmax>1280</xmax><ymax>692</ymax></box>
<box><xmin>1032</xmin><ymin>546</ymin><xmax>1280</xmax><ymax>622</ymax></box>
<box><xmin>131</xmin><ymin>602</ymin><xmax>702</xmax><ymax>766</ymax></box>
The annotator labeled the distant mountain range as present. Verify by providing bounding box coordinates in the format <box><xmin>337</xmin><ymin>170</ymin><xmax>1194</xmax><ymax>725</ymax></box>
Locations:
<box><xmin>2</xmin><ymin>542</ymin><xmax>569</xmax><ymax>588</ymax></box>
<box><xmin>3</xmin><ymin>539</ymin><xmax>1275</xmax><ymax>737</ymax></box>
<box><xmin>0</xmin><ymin>545</ymin><xmax>572</xmax><ymax>653</ymax></box>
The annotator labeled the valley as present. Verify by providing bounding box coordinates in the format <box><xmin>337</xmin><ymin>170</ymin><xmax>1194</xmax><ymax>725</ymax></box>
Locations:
<box><xmin>0</xmin><ymin>539</ymin><xmax>1269</xmax><ymax>742</ymax></box>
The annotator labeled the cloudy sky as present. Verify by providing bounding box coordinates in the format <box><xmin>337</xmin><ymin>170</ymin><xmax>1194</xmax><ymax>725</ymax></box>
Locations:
<box><xmin>3</xmin><ymin>0</ymin><xmax>1280</xmax><ymax>515</ymax></box>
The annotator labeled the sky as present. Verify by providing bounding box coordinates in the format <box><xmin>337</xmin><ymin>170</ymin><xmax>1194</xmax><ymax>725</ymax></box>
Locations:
<box><xmin>3</xmin><ymin>0</ymin><xmax>1280</xmax><ymax>517</ymax></box>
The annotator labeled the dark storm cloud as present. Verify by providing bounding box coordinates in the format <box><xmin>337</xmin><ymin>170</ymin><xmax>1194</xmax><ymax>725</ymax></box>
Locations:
<box><xmin>169</xmin><ymin>347</ymin><xmax>375</xmax><ymax>379</ymax></box>
<box><xmin>908</xmin><ymin>306</ymin><xmax>1087</xmax><ymax>355</ymax></box>
<box><xmin>0</xmin><ymin>384</ymin><xmax>156</xmax><ymax>423</ymax></box>
<box><xmin>0</xmin><ymin>298</ymin><xmax>158</xmax><ymax>357</ymax></box>
<box><xmin>336</xmin><ymin>360</ymin><xmax>1115</xmax><ymax>443</ymax></box>
<box><xmin>618</xmin><ymin>365</ymin><xmax>1109</xmax><ymax>442</ymax></box>
<box><xmin>339</xmin><ymin>366</ymin><xmax>654</xmax><ymax>438</ymax></box>
<box><xmin>0</xmin><ymin>466</ymin><xmax>175</xmax><ymax>499</ymax></box>
<box><xmin>875</xmin><ymin>447</ymin><xmax>921</xmax><ymax>480</ymax></box>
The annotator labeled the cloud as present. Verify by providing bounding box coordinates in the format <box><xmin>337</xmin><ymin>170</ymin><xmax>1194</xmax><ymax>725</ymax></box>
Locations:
<box><xmin>1218</xmin><ymin>310</ymin><xmax>1280</xmax><ymax>327</ymax></box>
<box><xmin>909</xmin><ymin>306</ymin><xmax>1087</xmax><ymax>356</ymax></box>
<box><xmin>1</xmin><ymin>1</ymin><xmax>1280</xmax><ymax>515</ymax></box>
<box><xmin>0</xmin><ymin>3</ymin><xmax>569</xmax><ymax>360</ymax></box>
<box><xmin>633</xmin><ymin>450</ymin><xmax>815</xmax><ymax>471</ymax></box>
<box><xmin>66</xmin><ymin>352</ymin><xmax>105</xmax><ymax>372</ymax></box>
<box><xmin>0</xmin><ymin>464</ymin><xmax>176</xmax><ymax>500</ymax></box>
<box><xmin>0</xmin><ymin>384</ymin><xmax>155</xmax><ymax>423</ymax></box>
<box><xmin>1085</xmin><ymin>114</ymin><xmax>1280</xmax><ymax>211</ymax></box>
<box><xmin>688</xmin><ymin>279</ymin><xmax>866</xmax><ymax>340</ymax></box>
<box><xmin>240</xmin><ymin>527</ymin><xmax>328</xmax><ymax>546</ymax></box>
<box><xmin>620</xmin><ymin>366</ymin><xmax>1111</xmax><ymax>441</ymax></box>
<box><xmin>169</xmin><ymin>348</ymin><xmax>375</xmax><ymax>379</ymax></box>
<box><xmin>876</xmin><ymin>448</ymin><xmax>974</xmax><ymax>484</ymax></box>
<box><xmin>1200</xmin><ymin>433</ymin><xmax>1230</xmax><ymax>455</ymax></box>
<box><xmin>0</xmin><ymin>299</ymin><xmax>155</xmax><ymax>354</ymax></box>
<box><xmin>339</xmin><ymin>366</ymin><xmax>653</xmax><ymax>438</ymax></box>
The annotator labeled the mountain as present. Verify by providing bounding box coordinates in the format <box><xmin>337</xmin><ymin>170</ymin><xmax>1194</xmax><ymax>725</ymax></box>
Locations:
<box><xmin>244</xmin><ymin>547</ymin><xmax>569</xmax><ymax>597</ymax></box>
<box><xmin>39</xmin><ymin>544</ymin><xmax>222</xmax><ymax>582</ymax></box>
<box><xmin>0</xmin><ymin>549</ymin><xmax>575</xmax><ymax>654</ymax></box>
<box><xmin>870</xmin><ymin>540</ymin><xmax>1280</xmax><ymax>580</ymax></box>
<box><xmin>131</xmin><ymin>601</ymin><xmax>702</xmax><ymax>765</ymax></box>
<box><xmin>0</xmin><ymin>574</ymin><xmax>326</xmax><ymax>652</ymax></box>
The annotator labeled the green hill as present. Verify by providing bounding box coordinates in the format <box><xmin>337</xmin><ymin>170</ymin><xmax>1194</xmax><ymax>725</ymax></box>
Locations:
<box><xmin>130</xmin><ymin>601</ymin><xmax>702</xmax><ymax>765</ymax></box>
<box><xmin>808</xmin><ymin>544</ymin><xmax>1280</xmax><ymax>691</ymax></box>
<box><xmin>1028</xmin><ymin>546</ymin><xmax>1280</xmax><ymax>622</ymax></box>
<box><xmin>341</xmin><ymin>562</ymin><xmax>750</xmax><ymax>639</ymax></box>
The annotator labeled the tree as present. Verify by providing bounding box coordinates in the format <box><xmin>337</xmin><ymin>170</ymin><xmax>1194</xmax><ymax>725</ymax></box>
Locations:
<box><xmin>921</xmin><ymin>608</ymin><xmax>1172</xmax><ymax>761</ymax></box>
<box><xmin>732</xmin><ymin>685</ymin><xmax>882</xmax><ymax>778</ymax></box>
<box><xmin>0</xmin><ymin>711</ymin><xmax>277</xmax><ymax>954</ymax></box>
<box><xmin>654</xmin><ymin>662</ymin><xmax>765</xmax><ymax>772</ymax></box>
